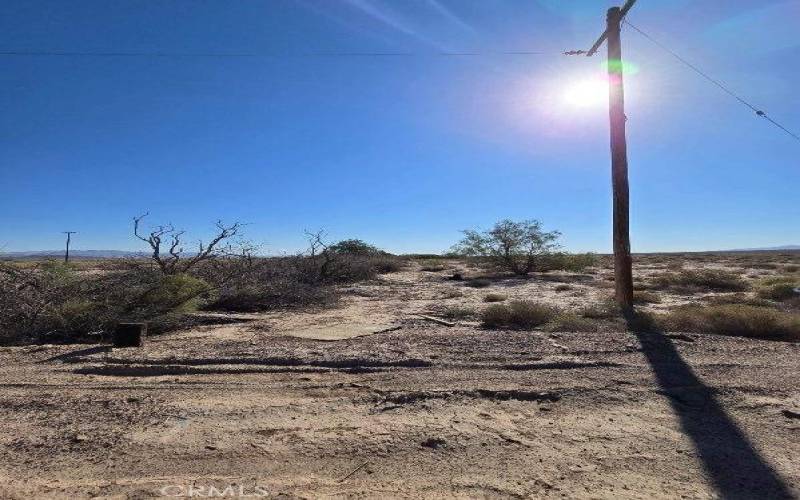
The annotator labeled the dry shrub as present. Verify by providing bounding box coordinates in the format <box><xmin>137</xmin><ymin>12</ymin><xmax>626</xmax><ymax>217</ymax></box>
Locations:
<box><xmin>466</xmin><ymin>278</ymin><xmax>492</xmax><ymax>289</ymax></box>
<box><xmin>482</xmin><ymin>301</ymin><xmax>558</xmax><ymax>330</ymax></box>
<box><xmin>482</xmin><ymin>304</ymin><xmax>511</xmax><ymax>328</ymax></box>
<box><xmin>442</xmin><ymin>289</ymin><xmax>464</xmax><ymax>299</ymax></box>
<box><xmin>660</xmin><ymin>305</ymin><xmax>800</xmax><ymax>341</ymax></box>
<box><xmin>650</xmin><ymin>269</ymin><xmax>748</xmax><ymax>293</ymax></box>
<box><xmin>749</xmin><ymin>263</ymin><xmax>778</xmax><ymax>270</ymax></box>
<box><xmin>756</xmin><ymin>276</ymin><xmax>799</xmax><ymax>302</ymax></box>
<box><xmin>702</xmin><ymin>293</ymin><xmax>775</xmax><ymax>308</ymax></box>
<box><xmin>758</xmin><ymin>283</ymin><xmax>799</xmax><ymax>302</ymax></box>
<box><xmin>633</xmin><ymin>290</ymin><xmax>662</xmax><ymax>304</ymax></box>
<box><xmin>206</xmin><ymin>257</ymin><xmax>338</xmax><ymax>313</ymax></box>
<box><xmin>554</xmin><ymin>284</ymin><xmax>573</xmax><ymax>292</ymax></box>
<box><xmin>439</xmin><ymin>305</ymin><xmax>477</xmax><ymax>321</ymax></box>
<box><xmin>419</xmin><ymin>260</ymin><xmax>448</xmax><ymax>272</ymax></box>
<box><xmin>545</xmin><ymin>313</ymin><xmax>597</xmax><ymax>333</ymax></box>
<box><xmin>483</xmin><ymin>293</ymin><xmax>507</xmax><ymax>302</ymax></box>
<box><xmin>580</xmin><ymin>299</ymin><xmax>622</xmax><ymax>320</ymax></box>
<box><xmin>784</xmin><ymin>265</ymin><xmax>799</xmax><ymax>273</ymax></box>
<box><xmin>538</xmin><ymin>253</ymin><xmax>598</xmax><ymax>272</ymax></box>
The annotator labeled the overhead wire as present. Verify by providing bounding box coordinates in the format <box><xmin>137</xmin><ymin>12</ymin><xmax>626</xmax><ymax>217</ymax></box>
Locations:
<box><xmin>622</xmin><ymin>20</ymin><xmax>800</xmax><ymax>143</ymax></box>
<box><xmin>0</xmin><ymin>49</ymin><xmax>551</xmax><ymax>58</ymax></box>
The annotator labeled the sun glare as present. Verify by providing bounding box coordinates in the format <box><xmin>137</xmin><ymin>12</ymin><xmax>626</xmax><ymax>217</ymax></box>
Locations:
<box><xmin>562</xmin><ymin>79</ymin><xmax>608</xmax><ymax>108</ymax></box>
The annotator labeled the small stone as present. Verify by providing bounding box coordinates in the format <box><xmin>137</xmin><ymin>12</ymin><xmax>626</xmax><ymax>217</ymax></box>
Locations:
<box><xmin>421</xmin><ymin>437</ymin><xmax>447</xmax><ymax>449</ymax></box>
<box><xmin>72</xmin><ymin>434</ymin><xmax>89</xmax><ymax>443</ymax></box>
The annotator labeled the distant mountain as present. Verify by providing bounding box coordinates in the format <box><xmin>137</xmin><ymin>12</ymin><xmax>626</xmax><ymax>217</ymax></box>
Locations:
<box><xmin>0</xmin><ymin>250</ymin><xmax>145</xmax><ymax>259</ymax></box>
<box><xmin>725</xmin><ymin>245</ymin><xmax>800</xmax><ymax>252</ymax></box>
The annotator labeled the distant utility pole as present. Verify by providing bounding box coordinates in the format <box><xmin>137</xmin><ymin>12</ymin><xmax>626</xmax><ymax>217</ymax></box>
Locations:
<box><xmin>585</xmin><ymin>0</ymin><xmax>637</xmax><ymax>310</ymax></box>
<box><xmin>63</xmin><ymin>231</ymin><xmax>76</xmax><ymax>263</ymax></box>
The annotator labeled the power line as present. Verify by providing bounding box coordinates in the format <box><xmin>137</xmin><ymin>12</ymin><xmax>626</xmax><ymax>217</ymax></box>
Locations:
<box><xmin>0</xmin><ymin>49</ymin><xmax>550</xmax><ymax>58</ymax></box>
<box><xmin>623</xmin><ymin>20</ymin><xmax>800</xmax><ymax>143</ymax></box>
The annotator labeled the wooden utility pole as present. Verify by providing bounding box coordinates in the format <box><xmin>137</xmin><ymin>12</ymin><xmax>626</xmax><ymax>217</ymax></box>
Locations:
<box><xmin>606</xmin><ymin>6</ymin><xmax>633</xmax><ymax>309</ymax></box>
<box><xmin>585</xmin><ymin>0</ymin><xmax>636</xmax><ymax>310</ymax></box>
<box><xmin>63</xmin><ymin>231</ymin><xmax>76</xmax><ymax>264</ymax></box>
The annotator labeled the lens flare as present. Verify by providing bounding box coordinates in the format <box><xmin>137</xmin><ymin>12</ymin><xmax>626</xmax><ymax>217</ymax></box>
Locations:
<box><xmin>562</xmin><ymin>79</ymin><xmax>608</xmax><ymax>108</ymax></box>
<box><xmin>604</xmin><ymin>58</ymin><xmax>639</xmax><ymax>75</ymax></box>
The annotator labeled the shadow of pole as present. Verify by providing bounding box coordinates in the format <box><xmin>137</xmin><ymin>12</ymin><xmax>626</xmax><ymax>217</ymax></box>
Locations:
<box><xmin>627</xmin><ymin>312</ymin><xmax>795</xmax><ymax>499</ymax></box>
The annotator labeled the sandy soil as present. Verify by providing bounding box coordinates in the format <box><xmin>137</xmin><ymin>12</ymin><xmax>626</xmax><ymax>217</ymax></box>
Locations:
<box><xmin>1</xmin><ymin>263</ymin><xmax>799</xmax><ymax>499</ymax></box>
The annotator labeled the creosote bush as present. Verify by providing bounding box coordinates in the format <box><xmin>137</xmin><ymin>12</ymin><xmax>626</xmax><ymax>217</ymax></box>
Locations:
<box><xmin>482</xmin><ymin>301</ymin><xmax>558</xmax><ymax>330</ymax></box>
<box><xmin>450</xmin><ymin>219</ymin><xmax>561</xmax><ymax>276</ymax></box>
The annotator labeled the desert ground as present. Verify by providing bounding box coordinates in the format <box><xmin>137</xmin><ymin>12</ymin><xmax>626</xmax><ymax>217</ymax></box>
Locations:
<box><xmin>1</xmin><ymin>254</ymin><xmax>799</xmax><ymax>499</ymax></box>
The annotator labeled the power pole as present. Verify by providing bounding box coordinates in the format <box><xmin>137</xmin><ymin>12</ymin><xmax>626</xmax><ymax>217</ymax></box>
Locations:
<box><xmin>585</xmin><ymin>0</ymin><xmax>637</xmax><ymax>310</ymax></box>
<box><xmin>63</xmin><ymin>231</ymin><xmax>76</xmax><ymax>264</ymax></box>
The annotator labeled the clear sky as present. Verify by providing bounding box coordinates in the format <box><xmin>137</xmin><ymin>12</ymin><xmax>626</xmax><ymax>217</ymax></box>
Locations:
<box><xmin>1</xmin><ymin>0</ymin><xmax>798</xmax><ymax>254</ymax></box>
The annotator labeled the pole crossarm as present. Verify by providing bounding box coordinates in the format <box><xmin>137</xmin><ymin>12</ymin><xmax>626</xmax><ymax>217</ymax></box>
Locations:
<box><xmin>585</xmin><ymin>0</ymin><xmax>637</xmax><ymax>56</ymax></box>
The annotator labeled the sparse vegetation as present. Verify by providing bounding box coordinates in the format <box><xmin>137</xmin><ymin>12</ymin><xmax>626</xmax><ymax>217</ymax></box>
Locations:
<box><xmin>544</xmin><ymin>312</ymin><xmax>597</xmax><ymax>332</ymax></box>
<box><xmin>419</xmin><ymin>260</ymin><xmax>448</xmax><ymax>272</ymax></box>
<box><xmin>659</xmin><ymin>304</ymin><xmax>800</xmax><ymax>341</ymax></box>
<box><xmin>650</xmin><ymin>269</ymin><xmax>748</xmax><ymax>292</ymax></box>
<box><xmin>0</xmin><ymin>223</ymin><xmax>402</xmax><ymax>344</ymax></box>
<box><xmin>442</xmin><ymin>289</ymin><xmax>464</xmax><ymax>299</ymax></box>
<box><xmin>465</xmin><ymin>278</ymin><xmax>492</xmax><ymax>288</ymax></box>
<box><xmin>633</xmin><ymin>290</ymin><xmax>662</xmax><ymax>304</ymax></box>
<box><xmin>438</xmin><ymin>305</ymin><xmax>477</xmax><ymax>321</ymax></box>
<box><xmin>538</xmin><ymin>252</ymin><xmax>599</xmax><ymax>272</ymax></box>
<box><xmin>757</xmin><ymin>277</ymin><xmax>799</xmax><ymax>302</ymax></box>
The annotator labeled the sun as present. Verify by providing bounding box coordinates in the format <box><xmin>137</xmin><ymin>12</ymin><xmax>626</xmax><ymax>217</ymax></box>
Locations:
<box><xmin>562</xmin><ymin>79</ymin><xmax>608</xmax><ymax>108</ymax></box>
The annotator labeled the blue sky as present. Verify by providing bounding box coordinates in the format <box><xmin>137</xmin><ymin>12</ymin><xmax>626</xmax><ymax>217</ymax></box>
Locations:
<box><xmin>1</xmin><ymin>0</ymin><xmax>798</xmax><ymax>254</ymax></box>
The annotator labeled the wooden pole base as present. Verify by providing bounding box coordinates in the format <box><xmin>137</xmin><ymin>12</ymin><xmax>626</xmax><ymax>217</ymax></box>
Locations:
<box><xmin>113</xmin><ymin>323</ymin><xmax>146</xmax><ymax>348</ymax></box>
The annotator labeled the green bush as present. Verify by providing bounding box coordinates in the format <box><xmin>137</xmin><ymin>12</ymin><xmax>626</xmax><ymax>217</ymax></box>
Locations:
<box><xmin>328</xmin><ymin>239</ymin><xmax>381</xmax><ymax>256</ymax></box>
<box><xmin>140</xmin><ymin>274</ymin><xmax>210</xmax><ymax>310</ymax></box>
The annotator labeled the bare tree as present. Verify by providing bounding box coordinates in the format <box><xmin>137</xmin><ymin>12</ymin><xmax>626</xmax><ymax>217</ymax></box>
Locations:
<box><xmin>133</xmin><ymin>213</ymin><xmax>243</xmax><ymax>275</ymax></box>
